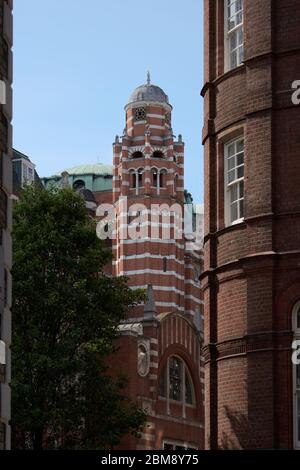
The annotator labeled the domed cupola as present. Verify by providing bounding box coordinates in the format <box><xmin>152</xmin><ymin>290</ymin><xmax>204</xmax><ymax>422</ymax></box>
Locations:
<box><xmin>127</xmin><ymin>72</ymin><xmax>170</xmax><ymax>106</ymax></box>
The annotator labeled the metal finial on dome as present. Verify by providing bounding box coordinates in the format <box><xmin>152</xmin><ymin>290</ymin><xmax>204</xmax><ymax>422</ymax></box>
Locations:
<box><xmin>128</xmin><ymin>78</ymin><xmax>170</xmax><ymax>104</ymax></box>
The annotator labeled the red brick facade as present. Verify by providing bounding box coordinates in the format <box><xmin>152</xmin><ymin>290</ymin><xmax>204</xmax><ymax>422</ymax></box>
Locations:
<box><xmin>0</xmin><ymin>0</ymin><xmax>13</xmax><ymax>451</ymax></box>
<box><xmin>202</xmin><ymin>0</ymin><xmax>300</xmax><ymax>449</ymax></box>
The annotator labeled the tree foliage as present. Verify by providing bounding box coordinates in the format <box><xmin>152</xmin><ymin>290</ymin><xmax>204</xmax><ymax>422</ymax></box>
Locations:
<box><xmin>11</xmin><ymin>185</ymin><xmax>146</xmax><ymax>449</ymax></box>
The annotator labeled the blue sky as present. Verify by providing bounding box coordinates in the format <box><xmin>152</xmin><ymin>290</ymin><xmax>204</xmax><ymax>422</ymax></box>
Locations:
<box><xmin>13</xmin><ymin>0</ymin><xmax>204</xmax><ymax>202</ymax></box>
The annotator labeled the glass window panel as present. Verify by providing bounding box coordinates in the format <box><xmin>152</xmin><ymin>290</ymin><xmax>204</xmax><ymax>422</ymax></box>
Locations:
<box><xmin>238</xmin><ymin>28</ymin><xmax>244</xmax><ymax>45</ymax></box>
<box><xmin>228</xmin><ymin>18</ymin><xmax>235</xmax><ymax>31</ymax></box>
<box><xmin>237</xmin><ymin>140</ymin><xmax>244</xmax><ymax>153</ymax></box>
<box><xmin>239</xmin><ymin>45</ymin><xmax>244</xmax><ymax>64</ymax></box>
<box><xmin>169</xmin><ymin>357</ymin><xmax>182</xmax><ymax>401</ymax></box>
<box><xmin>228</xmin><ymin>169</ymin><xmax>236</xmax><ymax>184</ymax></box>
<box><xmin>185</xmin><ymin>372</ymin><xmax>193</xmax><ymax>405</ymax></box>
<box><xmin>230</xmin><ymin>50</ymin><xmax>238</xmax><ymax>69</ymax></box>
<box><xmin>239</xmin><ymin>180</ymin><xmax>244</xmax><ymax>198</ymax></box>
<box><xmin>239</xmin><ymin>199</ymin><xmax>244</xmax><ymax>218</ymax></box>
<box><xmin>231</xmin><ymin>202</ymin><xmax>238</xmax><ymax>222</ymax></box>
<box><xmin>228</xmin><ymin>1</ymin><xmax>243</xmax><ymax>30</ymax></box>
<box><xmin>228</xmin><ymin>157</ymin><xmax>235</xmax><ymax>170</ymax></box>
<box><xmin>230</xmin><ymin>184</ymin><xmax>238</xmax><ymax>202</ymax></box>
<box><xmin>237</xmin><ymin>152</ymin><xmax>244</xmax><ymax>166</ymax></box>
<box><xmin>227</xmin><ymin>143</ymin><xmax>235</xmax><ymax>158</ymax></box>
<box><xmin>237</xmin><ymin>166</ymin><xmax>244</xmax><ymax>179</ymax></box>
<box><xmin>230</xmin><ymin>32</ymin><xmax>237</xmax><ymax>50</ymax></box>
<box><xmin>237</xmin><ymin>11</ymin><xmax>243</xmax><ymax>25</ymax></box>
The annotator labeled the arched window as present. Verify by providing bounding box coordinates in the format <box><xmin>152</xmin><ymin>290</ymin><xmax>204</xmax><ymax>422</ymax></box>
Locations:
<box><xmin>293</xmin><ymin>301</ymin><xmax>300</xmax><ymax>449</ymax></box>
<box><xmin>131</xmin><ymin>151</ymin><xmax>143</xmax><ymax>159</ymax></box>
<box><xmin>152</xmin><ymin>150</ymin><xmax>164</xmax><ymax>159</ymax></box>
<box><xmin>137</xmin><ymin>168</ymin><xmax>143</xmax><ymax>188</ymax></box>
<box><xmin>152</xmin><ymin>168</ymin><xmax>158</xmax><ymax>188</ymax></box>
<box><xmin>159</xmin><ymin>356</ymin><xmax>195</xmax><ymax>407</ymax></box>
<box><xmin>194</xmin><ymin>267</ymin><xmax>200</xmax><ymax>284</ymax></box>
<box><xmin>160</xmin><ymin>169</ymin><xmax>167</xmax><ymax>188</ymax></box>
<box><xmin>73</xmin><ymin>179</ymin><xmax>85</xmax><ymax>190</ymax></box>
<box><xmin>129</xmin><ymin>170</ymin><xmax>136</xmax><ymax>189</ymax></box>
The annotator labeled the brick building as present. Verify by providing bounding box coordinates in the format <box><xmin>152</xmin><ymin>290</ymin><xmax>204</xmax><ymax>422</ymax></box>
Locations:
<box><xmin>201</xmin><ymin>0</ymin><xmax>300</xmax><ymax>449</ymax></box>
<box><xmin>0</xmin><ymin>0</ymin><xmax>12</xmax><ymax>451</ymax></box>
<box><xmin>42</xmin><ymin>77</ymin><xmax>205</xmax><ymax>450</ymax></box>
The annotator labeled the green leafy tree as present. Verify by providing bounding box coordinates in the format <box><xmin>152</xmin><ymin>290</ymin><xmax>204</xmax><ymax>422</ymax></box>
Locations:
<box><xmin>11</xmin><ymin>185</ymin><xmax>146</xmax><ymax>449</ymax></box>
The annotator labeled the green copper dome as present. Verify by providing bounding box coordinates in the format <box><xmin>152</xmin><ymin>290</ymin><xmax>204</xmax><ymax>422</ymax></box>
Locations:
<box><xmin>42</xmin><ymin>162</ymin><xmax>113</xmax><ymax>193</ymax></box>
<box><xmin>56</xmin><ymin>163</ymin><xmax>113</xmax><ymax>177</ymax></box>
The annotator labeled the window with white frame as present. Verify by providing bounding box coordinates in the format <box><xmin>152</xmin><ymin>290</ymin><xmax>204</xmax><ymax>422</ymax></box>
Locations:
<box><xmin>293</xmin><ymin>301</ymin><xmax>300</xmax><ymax>449</ymax></box>
<box><xmin>225</xmin><ymin>137</ymin><xmax>244</xmax><ymax>225</ymax></box>
<box><xmin>22</xmin><ymin>161</ymin><xmax>35</xmax><ymax>187</ymax></box>
<box><xmin>159</xmin><ymin>356</ymin><xmax>195</xmax><ymax>407</ymax></box>
<box><xmin>151</xmin><ymin>168</ymin><xmax>167</xmax><ymax>194</ymax></box>
<box><xmin>225</xmin><ymin>0</ymin><xmax>244</xmax><ymax>71</ymax></box>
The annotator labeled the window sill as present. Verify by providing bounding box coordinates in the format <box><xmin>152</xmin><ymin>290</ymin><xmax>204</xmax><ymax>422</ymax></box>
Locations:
<box><xmin>230</xmin><ymin>217</ymin><xmax>244</xmax><ymax>226</ymax></box>
<box><xmin>213</xmin><ymin>63</ymin><xmax>246</xmax><ymax>87</ymax></box>
<box><xmin>158</xmin><ymin>396</ymin><xmax>195</xmax><ymax>407</ymax></box>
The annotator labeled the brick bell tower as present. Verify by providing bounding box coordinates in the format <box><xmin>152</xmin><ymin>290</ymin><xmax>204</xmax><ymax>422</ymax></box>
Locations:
<box><xmin>110</xmin><ymin>75</ymin><xmax>204</xmax><ymax>450</ymax></box>
<box><xmin>112</xmin><ymin>73</ymin><xmax>185</xmax><ymax>313</ymax></box>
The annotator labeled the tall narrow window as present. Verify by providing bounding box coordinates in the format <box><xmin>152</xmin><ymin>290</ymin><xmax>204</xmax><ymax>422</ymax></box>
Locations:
<box><xmin>138</xmin><ymin>169</ymin><xmax>143</xmax><ymax>189</ymax></box>
<box><xmin>225</xmin><ymin>137</ymin><xmax>244</xmax><ymax>225</ymax></box>
<box><xmin>225</xmin><ymin>0</ymin><xmax>244</xmax><ymax>71</ymax></box>
<box><xmin>160</xmin><ymin>170</ymin><xmax>167</xmax><ymax>188</ymax></box>
<box><xmin>169</xmin><ymin>356</ymin><xmax>182</xmax><ymax>401</ymax></box>
<box><xmin>152</xmin><ymin>169</ymin><xmax>158</xmax><ymax>188</ymax></box>
<box><xmin>293</xmin><ymin>302</ymin><xmax>300</xmax><ymax>449</ymax></box>
<box><xmin>130</xmin><ymin>170</ymin><xmax>136</xmax><ymax>189</ymax></box>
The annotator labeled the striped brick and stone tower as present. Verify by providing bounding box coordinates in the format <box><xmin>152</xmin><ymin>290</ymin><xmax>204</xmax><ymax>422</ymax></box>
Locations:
<box><xmin>110</xmin><ymin>75</ymin><xmax>204</xmax><ymax>450</ymax></box>
<box><xmin>202</xmin><ymin>0</ymin><xmax>300</xmax><ymax>450</ymax></box>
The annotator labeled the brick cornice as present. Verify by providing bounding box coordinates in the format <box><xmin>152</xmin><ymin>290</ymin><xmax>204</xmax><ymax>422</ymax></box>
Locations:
<box><xmin>200</xmin><ymin>252</ymin><xmax>277</xmax><ymax>285</ymax></box>
<box><xmin>203</xmin><ymin>330</ymin><xmax>293</xmax><ymax>363</ymax></box>
<box><xmin>203</xmin><ymin>220</ymin><xmax>246</xmax><ymax>244</ymax></box>
<box><xmin>201</xmin><ymin>65</ymin><xmax>246</xmax><ymax>98</ymax></box>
